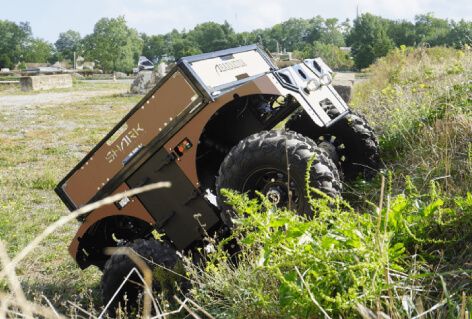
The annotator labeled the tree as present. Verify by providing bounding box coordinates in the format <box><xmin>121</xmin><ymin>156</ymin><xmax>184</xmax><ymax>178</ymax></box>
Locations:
<box><xmin>319</xmin><ymin>18</ymin><xmax>346</xmax><ymax>47</ymax></box>
<box><xmin>386</xmin><ymin>20</ymin><xmax>416</xmax><ymax>46</ymax></box>
<box><xmin>141</xmin><ymin>33</ymin><xmax>168</xmax><ymax>62</ymax></box>
<box><xmin>268</xmin><ymin>18</ymin><xmax>311</xmax><ymax>52</ymax></box>
<box><xmin>446</xmin><ymin>20</ymin><xmax>472</xmax><ymax>48</ymax></box>
<box><xmin>172</xmin><ymin>37</ymin><xmax>201</xmax><ymax>60</ymax></box>
<box><xmin>23</xmin><ymin>39</ymin><xmax>53</xmax><ymax>63</ymax></box>
<box><xmin>414</xmin><ymin>13</ymin><xmax>451</xmax><ymax>46</ymax></box>
<box><xmin>55</xmin><ymin>30</ymin><xmax>82</xmax><ymax>61</ymax></box>
<box><xmin>295</xmin><ymin>42</ymin><xmax>353</xmax><ymax>70</ymax></box>
<box><xmin>304</xmin><ymin>16</ymin><xmax>325</xmax><ymax>45</ymax></box>
<box><xmin>234</xmin><ymin>31</ymin><xmax>258</xmax><ymax>46</ymax></box>
<box><xmin>84</xmin><ymin>16</ymin><xmax>142</xmax><ymax>72</ymax></box>
<box><xmin>0</xmin><ymin>54</ymin><xmax>12</xmax><ymax>69</ymax></box>
<box><xmin>0</xmin><ymin>20</ymin><xmax>32</xmax><ymax>68</ymax></box>
<box><xmin>188</xmin><ymin>22</ymin><xmax>234</xmax><ymax>53</ymax></box>
<box><xmin>347</xmin><ymin>13</ymin><xmax>395</xmax><ymax>69</ymax></box>
<box><xmin>249</xmin><ymin>29</ymin><xmax>271</xmax><ymax>49</ymax></box>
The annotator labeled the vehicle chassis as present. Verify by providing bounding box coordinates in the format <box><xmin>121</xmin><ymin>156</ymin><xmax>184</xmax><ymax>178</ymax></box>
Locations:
<box><xmin>55</xmin><ymin>44</ymin><xmax>350</xmax><ymax>269</ymax></box>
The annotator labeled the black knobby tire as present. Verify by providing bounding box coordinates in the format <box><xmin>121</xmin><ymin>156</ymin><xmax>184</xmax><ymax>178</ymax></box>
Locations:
<box><xmin>215</xmin><ymin>130</ymin><xmax>341</xmax><ymax>221</ymax></box>
<box><xmin>286</xmin><ymin>107</ymin><xmax>381</xmax><ymax>180</ymax></box>
<box><xmin>101</xmin><ymin>239</ymin><xmax>179</xmax><ymax>315</ymax></box>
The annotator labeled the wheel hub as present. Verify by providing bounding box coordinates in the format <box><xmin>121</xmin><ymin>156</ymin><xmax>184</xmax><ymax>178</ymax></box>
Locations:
<box><xmin>318</xmin><ymin>135</ymin><xmax>346</xmax><ymax>165</ymax></box>
<box><xmin>243</xmin><ymin>169</ymin><xmax>301</xmax><ymax>208</ymax></box>
<box><xmin>266</xmin><ymin>188</ymin><xmax>282</xmax><ymax>204</ymax></box>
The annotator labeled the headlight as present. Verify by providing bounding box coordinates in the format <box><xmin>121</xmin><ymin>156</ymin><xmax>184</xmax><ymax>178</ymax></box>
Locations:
<box><xmin>320</xmin><ymin>73</ymin><xmax>332</xmax><ymax>86</ymax></box>
<box><xmin>305</xmin><ymin>78</ymin><xmax>321</xmax><ymax>91</ymax></box>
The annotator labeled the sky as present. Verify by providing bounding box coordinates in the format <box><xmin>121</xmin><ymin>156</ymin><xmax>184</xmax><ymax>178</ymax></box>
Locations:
<box><xmin>0</xmin><ymin>0</ymin><xmax>471</xmax><ymax>43</ymax></box>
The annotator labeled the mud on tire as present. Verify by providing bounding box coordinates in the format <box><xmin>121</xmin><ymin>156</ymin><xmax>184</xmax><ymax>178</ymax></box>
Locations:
<box><xmin>100</xmin><ymin>239</ymin><xmax>179</xmax><ymax>315</ymax></box>
<box><xmin>286</xmin><ymin>107</ymin><xmax>381</xmax><ymax>180</ymax></box>
<box><xmin>215</xmin><ymin>130</ymin><xmax>342</xmax><ymax>222</ymax></box>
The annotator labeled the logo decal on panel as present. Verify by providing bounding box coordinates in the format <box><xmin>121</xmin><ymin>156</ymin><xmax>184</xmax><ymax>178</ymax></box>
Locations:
<box><xmin>190</xmin><ymin>50</ymin><xmax>272</xmax><ymax>89</ymax></box>
<box><xmin>215</xmin><ymin>59</ymin><xmax>247</xmax><ymax>73</ymax></box>
<box><xmin>105</xmin><ymin>124</ymin><xmax>144</xmax><ymax>163</ymax></box>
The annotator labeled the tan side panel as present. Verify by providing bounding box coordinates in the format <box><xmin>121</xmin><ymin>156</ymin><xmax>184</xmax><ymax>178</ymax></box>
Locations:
<box><xmin>64</xmin><ymin>71</ymin><xmax>199</xmax><ymax>207</ymax></box>
<box><xmin>68</xmin><ymin>183</ymin><xmax>154</xmax><ymax>259</ymax></box>
<box><xmin>165</xmin><ymin>75</ymin><xmax>282</xmax><ymax>186</ymax></box>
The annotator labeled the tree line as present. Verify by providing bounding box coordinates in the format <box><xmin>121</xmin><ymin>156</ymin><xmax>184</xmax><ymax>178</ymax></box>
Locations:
<box><xmin>0</xmin><ymin>13</ymin><xmax>470</xmax><ymax>72</ymax></box>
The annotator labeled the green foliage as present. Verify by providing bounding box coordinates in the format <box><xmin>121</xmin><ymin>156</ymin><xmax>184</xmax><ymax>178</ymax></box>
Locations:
<box><xmin>414</xmin><ymin>13</ymin><xmax>452</xmax><ymax>46</ymax></box>
<box><xmin>171</xmin><ymin>37</ymin><xmax>202</xmax><ymax>60</ymax></box>
<box><xmin>0</xmin><ymin>54</ymin><xmax>13</xmax><ymax>69</ymax></box>
<box><xmin>319</xmin><ymin>18</ymin><xmax>346</xmax><ymax>47</ymax></box>
<box><xmin>447</xmin><ymin>20</ymin><xmax>472</xmax><ymax>48</ymax></box>
<box><xmin>31</xmin><ymin>172</ymin><xmax>56</xmax><ymax>190</ymax></box>
<box><xmin>141</xmin><ymin>33</ymin><xmax>168</xmax><ymax>62</ymax></box>
<box><xmin>54</xmin><ymin>30</ymin><xmax>82</xmax><ymax>61</ymax></box>
<box><xmin>268</xmin><ymin>18</ymin><xmax>313</xmax><ymax>52</ymax></box>
<box><xmin>386</xmin><ymin>20</ymin><xmax>417</xmax><ymax>46</ymax></box>
<box><xmin>386</xmin><ymin>179</ymin><xmax>471</xmax><ymax>249</ymax></box>
<box><xmin>22</xmin><ymin>38</ymin><xmax>54</xmax><ymax>63</ymax></box>
<box><xmin>352</xmin><ymin>47</ymin><xmax>471</xmax><ymax>195</ymax></box>
<box><xmin>184</xmin><ymin>46</ymin><xmax>472</xmax><ymax>318</ymax></box>
<box><xmin>83</xmin><ymin>16</ymin><xmax>142</xmax><ymax>72</ymax></box>
<box><xmin>295</xmin><ymin>41</ymin><xmax>353</xmax><ymax>70</ymax></box>
<box><xmin>347</xmin><ymin>13</ymin><xmax>395</xmax><ymax>69</ymax></box>
<box><xmin>86</xmin><ymin>13</ymin><xmax>471</xmax><ymax>69</ymax></box>
<box><xmin>188</xmin><ymin>21</ymin><xmax>237</xmax><ymax>53</ymax></box>
<box><xmin>0</xmin><ymin>20</ymin><xmax>32</xmax><ymax>66</ymax></box>
<box><xmin>187</xmin><ymin>186</ymin><xmax>471</xmax><ymax>318</ymax></box>
<box><xmin>0</xmin><ymin>20</ymin><xmax>57</xmax><ymax>65</ymax></box>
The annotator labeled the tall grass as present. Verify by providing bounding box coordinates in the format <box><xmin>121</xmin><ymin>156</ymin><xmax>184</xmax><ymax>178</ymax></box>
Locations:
<box><xmin>185</xmin><ymin>47</ymin><xmax>472</xmax><ymax>318</ymax></box>
<box><xmin>351</xmin><ymin>46</ymin><xmax>471</xmax><ymax>195</ymax></box>
<box><xmin>0</xmin><ymin>47</ymin><xmax>470</xmax><ymax>318</ymax></box>
<box><xmin>185</xmin><ymin>184</ymin><xmax>471</xmax><ymax>318</ymax></box>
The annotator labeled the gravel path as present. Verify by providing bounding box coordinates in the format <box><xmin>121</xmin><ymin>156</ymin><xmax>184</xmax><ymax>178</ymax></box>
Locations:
<box><xmin>0</xmin><ymin>89</ymin><xmax>126</xmax><ymax>109</ymax></box>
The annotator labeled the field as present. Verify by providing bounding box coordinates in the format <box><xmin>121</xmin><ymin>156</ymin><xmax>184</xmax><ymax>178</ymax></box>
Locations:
<box><xmin>0</xmin><ymin>81</ymin><xmax>141</xmax><ymax>312</ymax></box>
<box><xmin>0</xmin><ymin>47</ymin><xmax>471</xmax><ymax>318</ymax></box>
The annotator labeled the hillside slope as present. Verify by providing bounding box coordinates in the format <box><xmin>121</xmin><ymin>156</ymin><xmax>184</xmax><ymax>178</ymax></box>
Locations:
<box><xmin>184</xmin><ymin>47</ymin><xmax>472</xmax><ymax>318</ymax></box>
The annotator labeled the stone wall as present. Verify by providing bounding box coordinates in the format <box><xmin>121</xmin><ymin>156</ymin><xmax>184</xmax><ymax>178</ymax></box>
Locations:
<box><xmin>332</xmin><ymin>82</ymin><xmax>353</xmax><ymax>103</ymax></box>
<box><xmin>20</xmin><ymin>74</ymin><xmax>73</xmax><ymax>91</ymax></box>
<box><xmin>332</xmin><ymin>73</ymin><xmax>355</xmax><ymax>103</ymax></box>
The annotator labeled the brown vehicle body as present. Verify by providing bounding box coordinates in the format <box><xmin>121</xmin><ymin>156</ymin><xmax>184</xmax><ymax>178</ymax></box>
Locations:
<box><xmin>55</xmin><ymin>45</ymin><xmax>350</xmax><ymax>269</ymax></box>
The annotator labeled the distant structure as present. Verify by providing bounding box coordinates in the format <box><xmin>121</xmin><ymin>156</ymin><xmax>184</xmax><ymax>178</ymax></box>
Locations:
<box><xmin>75</xmin><ymin>56</ymin><xmax>95</xmax><ymax>70</ymax></box>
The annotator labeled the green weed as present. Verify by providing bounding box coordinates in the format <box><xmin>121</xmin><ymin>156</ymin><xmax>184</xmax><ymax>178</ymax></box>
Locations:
<box><xmin>186</xmin><ymin>185</ymin><xmax>471</xmax><ymax>318</ymax></box>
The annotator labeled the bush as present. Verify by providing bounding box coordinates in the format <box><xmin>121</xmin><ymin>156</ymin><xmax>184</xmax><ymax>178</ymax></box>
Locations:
<box><xmin>186</xmin><ymin>184</ymin><xmax>471</xmax><ymax>318</ymax></box>
<box><xmin>352</xmin><ymin>47</ymin><xmax>472</xmax><ymax>195</ymax></box>
<box><xmin>294</xmin><ymin>42</ymin><xmax>354</xmax><ymax>71</ymax></box>
<box><xmin>184</xmin><ymin>46</ymin><xmax>472</xmax><ymax>318</ymax></box>
<box><xmin>0</xmin><ymin>54</ymin><xmax>12</xmax><ymax>69</ymax></box>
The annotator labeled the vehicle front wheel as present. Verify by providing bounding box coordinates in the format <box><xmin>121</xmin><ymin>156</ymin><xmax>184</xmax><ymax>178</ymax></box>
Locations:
<box><xmin>285</xmin><ymin>106</ymin><xmax>381</xmax><ymax>180</ymax></box>
<box><xmin>215</xmin><ymin>130</ymin><xmax>342</xmax><ymax>224</ymax></box>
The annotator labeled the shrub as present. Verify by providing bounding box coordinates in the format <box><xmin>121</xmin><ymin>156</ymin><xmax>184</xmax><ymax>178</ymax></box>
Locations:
<box><xmin>294</xmin><ymin>42</ymin><xmax>354</xmax><ymax>71</ymax></box>
<box><xmin>351</xmin><ymin>47</ymin><xmax>472</xmax><ymax>195</ymax></box>
<box><xmin>186</xmin><ymin>182</ymin><xmax>472</xmax><ymax>318</ymax></box>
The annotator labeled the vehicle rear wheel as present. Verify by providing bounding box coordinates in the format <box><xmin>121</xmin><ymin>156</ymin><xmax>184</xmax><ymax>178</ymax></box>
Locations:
<box><xmin>285</xmin><ymin>105</ymin><xmax>381</xmax><ymax>180</ymax></box>
<box><xmin>215</xmin><ymin>130</ymin><xmax>341</xmax><ymax>224</ymax></box>
<box><xmin>100</xmin><ymin>239</ymin><xmax>180</xmax><ymax>316</ymax></box>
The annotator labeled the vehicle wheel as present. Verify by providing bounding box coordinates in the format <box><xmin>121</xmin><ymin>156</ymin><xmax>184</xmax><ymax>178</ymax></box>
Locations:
<box><xmin>215</xmin><ymin>130</ymin><xmax>341</xmax><ymax>223</ymax></box>
<box><xmin>101</xmin><ymin>239</ymin><xmax>180</xmax><ymax>316</ymax></box>
<box><xmin>285</xmin><ymin>105</ymin><xmax>381</xmax><ymax>180</ymax></box>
